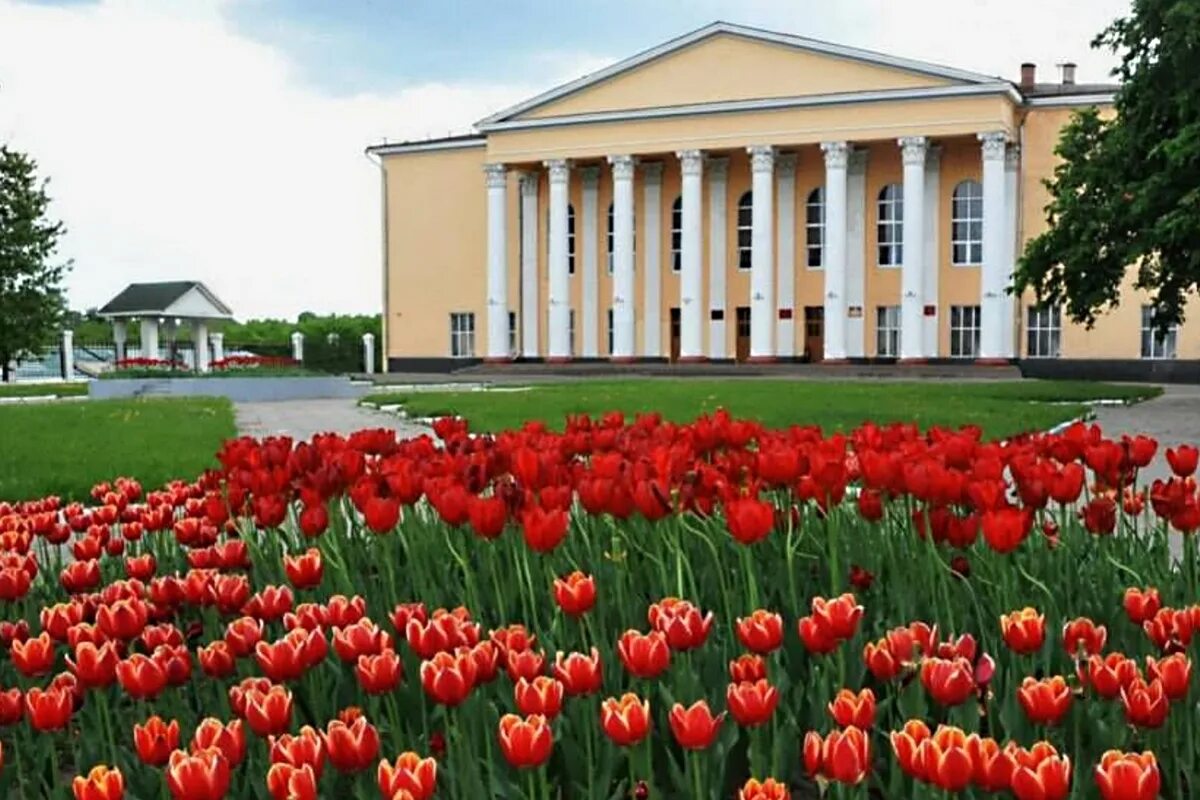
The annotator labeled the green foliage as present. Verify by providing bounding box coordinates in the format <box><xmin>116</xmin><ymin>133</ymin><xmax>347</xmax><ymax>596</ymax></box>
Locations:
<box><xmin>0</xmin><ymin>146</ymin><xmax>69</xmax><ymax>380</ymax></box>
<box><xmin>1015</xmin><ymin>0</ymin><xmax>1200</xmax><ymax>330</ymax></box>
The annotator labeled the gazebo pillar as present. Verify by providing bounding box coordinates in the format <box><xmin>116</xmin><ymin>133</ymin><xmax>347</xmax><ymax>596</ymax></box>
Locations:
<box><xmin>112</xmin><ymin>320</ymin><xmax>128</xmax><ymax>361</ymax></box>
<box><xmin>192</xmin><ymin>320</ymin><xmax>210</xmax><ymax>372</ymax></box>
<box><xmin>138</xmin><ymin>318</ymin><xmax>160</xmax><ymax>361</ymax></box>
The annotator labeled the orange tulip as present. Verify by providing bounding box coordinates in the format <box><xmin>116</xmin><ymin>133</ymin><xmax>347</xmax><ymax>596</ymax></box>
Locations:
<box><xmin>190</xmin><ymin>718</ymin><xmax>246</xmax><ymax>767</ymax></box>
<box><xmin>553</xmin><ymin>648</ymin><xmax>602</xmax><ymax>696</ymax></box>
<box><xmin>966</xmin><ymin>734</ymin><xmax>1015</xmax><ymax>792</ymax></box>
<box><xmin>24</xmin><ymin>686</ymin><xmax>72</xmax><ymax>731</ymax></box>
<box><xmin>497</xmin><ymin>713</ymin><xmax>553</xmax><ymax>769</ymax></box>
<box><xmin>1017</xmin><ymin>676</ymin><xmax>1072</xmax><ymax>726</ymax></box>
<box><xmin>166</xmin><ymin>748</ymin><xmax>231</xmax><ymax>800</ymax></box>
<box><xmin>1010</xmin><ymin>743</ymin><xmax>1071</xmax><ymax>800</ymax></box>
<box><xmin>1120</xmin><ymin>678</ymin><xmax>1169</xmax><ymax>728</ymax></box>
<box><xmin>12</xmin><ymin>632</ymin><xmax>56</xmax><ymax>677</ymax></box>
<box><xmin>889</xmin><ymin>719</ymin><xmax>932</xmax><ymax>780</ymax></box>
<box><xmin>377</xmin><ymin>751</ymin><xmax>438</xmax><ymax>800</ymax></box>
<box><xmin>72</xmin><ymin>765</ymin><xmax>125</xmax><ymax>800</ymax></box>
<box><xmin>805</xmin><ymin>726</ymin><xmax>871</xmax><ymax>784</ymax></box>
<box><xmin>134</xmin><ymin>716</ymin><xmax>180</xmax><ymax>766</ymax></box>
<box><xmin>827</xmin><ymin>688</ymin><xmax>876</xmax><ymax>728</ymax></box>
<box><xmin>1001</xmin><ymin>608</ymin><xmax>1046</xmax><ymax>654</ymax></box>
<box><xmin>737</xmin><ymin>777</ymin><xmax>790</xmax><ymax>800</ymax></box>
<box><xmin>514</xmin><ymin>676</ymin><xmax>564</xmax><ymax>719</ymax></box>
<box><xmin>268</xmin><ymin>726</ymin><xmax>325</xmax><ymax>780</ymax></box>
<box><xmin>265</xmin><ymin>763</ymin><xmax>317</xmax><ymax>800</ymax></box>
<box><xmin>1079</xmin><ymin>652</ymin><xmax>1140</xmax><ymax>699</ymax></box>
<box><xmin>918</xmin><ymin>725</ymin><xmax>973</xmax><ymax>792</ymax></box>
<box><xmin>1094</xmin><ymin>750</ymin><xmax>1160</xmax><ymax>800</ymax></box>
<box><xmin>600</xmin><ymin>693</ymin><xmax>650</xmax><ymax>746</ymax></box>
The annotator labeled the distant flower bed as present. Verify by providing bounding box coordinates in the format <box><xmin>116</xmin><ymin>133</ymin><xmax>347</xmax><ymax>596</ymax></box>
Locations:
<box><xmin>102</xmin><ymin>356</ymin><xmax>313</xmax><ymax>379</ymax></box>
<box><xmin>210</xmin><ymin>356</ymin><xmax>299</xmax><ymax>371</ymax></box>
<box><xmin>113</xmin><ymin>358</ymin><xmax>186</xmax><ymax>371</ymax></box>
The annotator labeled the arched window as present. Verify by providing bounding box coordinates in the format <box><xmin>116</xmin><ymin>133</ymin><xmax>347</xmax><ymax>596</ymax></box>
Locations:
<box><xmin>567</xmin><ymin>203</ymin><xmax>576</xmax><ymax>275</ymax></box>
<box><xmin>806</xmin><ymin>187</ymin><xmax>825</xmax><ymax>268</ymax></box>
<box><xmin>951</xmin><ymin>180</ymin><xmax>983</xmax><ymax>266</ymax></box>
<box><xmin>606</xmin><ymin>203</ymin><xmax>614</xmax><ymax>274</ymax></box>
<box><xmin>670</xmin><ymin>196</ymin><xmax>683</xmax><ymax>273</ymax></box>
<box><xmin>737</xmin><ymin>191</ymin><xmax>753</xmax><ymax>270</ymax></box>
<box><xmin>877</xmin><ymin>184</ymin><xmax>903</xmax><ymax>267</ymax></box>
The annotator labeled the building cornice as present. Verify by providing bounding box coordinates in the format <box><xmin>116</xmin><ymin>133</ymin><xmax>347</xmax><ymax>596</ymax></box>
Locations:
<box><xmin>365</xmin><ymin>137</ymin><xmax>486</xmax><ymax>156</ymax></box>
<box><xmin>1025</xmin><ymin>93</ymin><xmax>1116</xmax><ymax>107</ymax></box>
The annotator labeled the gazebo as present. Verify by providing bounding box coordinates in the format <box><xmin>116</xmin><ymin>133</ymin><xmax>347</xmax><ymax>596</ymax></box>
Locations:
<box><xmin>97</xmin><ymin>281</ymin><xmax>234</xmax><ymax>372</ymax></box>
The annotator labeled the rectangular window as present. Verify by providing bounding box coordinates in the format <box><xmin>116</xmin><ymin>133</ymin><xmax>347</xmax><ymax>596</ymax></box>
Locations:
<box><xmin>737</xmin><ymin>194</ymin><xmax>753</xmax><ymax>271</ymax></box>
<box><xmin>671</xmin><ymin>198</ymin><xmax>682</xmax><ymax>273</ymax></box>
<box><xmin>449</xmin><ymin>312</ymin><xmax>475</xmax><ymax>358</ymax></box>
<box><xmin>606</xmin><ymin>308</ymin><xmax>614</xmax><ymax>355</ymax></box>
<box><xmin>876</xmin><ymin>306</ymin><xmax>901</xmax><ymax>357</ymax></box>
<box><xmin>1026</xmin><ymin>306</ymin><xmax>1061</xmax><ymax>358</ymax></box>
<box><xmin>806</xmin><ymin>187</ymin><xmax>825</xmax><ymax>269</ymax></box>
<box><xmin>568</xmin><ymin>310</ymin><xmax>576</xmax><ymax>357</ymax></box>
<box><xmin>736</xmin><ymin>306</ymin><xmax>751</xmax><ymax>337</ymax></box>
<box><xmin>949</xmin><ymin>305</ymin><xmax>981</xmax><ymax>358</ymax></box>
<box><xmin>877</xmin><ymin>185</ymin><xmax>904</xmax><ymax>267</ymax></box>
<box><xmin>1141</xmin><ymin>305</ymin><xmax>1178</xmax><ymax>359</ymax></box>
<box><xmin>508</xmin><ymin>311</ymin><xmax>517</xmax><ymax>356</ymax></box>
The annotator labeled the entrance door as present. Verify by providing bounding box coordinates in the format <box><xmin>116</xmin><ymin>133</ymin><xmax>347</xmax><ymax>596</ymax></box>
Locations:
<box><xmin>804</xmin><ymin>306</ymin><xmax>825</xmax><ymax>362</ymax></box>
<box><xmin>669</xmin><ymin>308</ymin><xmax>681</xmax><ymax>362</ymax></box>
<box><xmin>735</xmin><ymin>306</ymin><xmax>751</xmax><ymax>362</ymax></box>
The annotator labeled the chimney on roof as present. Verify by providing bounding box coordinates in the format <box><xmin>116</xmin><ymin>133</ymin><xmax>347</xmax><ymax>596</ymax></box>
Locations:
<box><xmin>1019</xmin><ymin>62</ymin><xmax>1037</xmax><ymax>90</ymax></box>
<box><xmin>1058</xmin><ymin>62</ymin><xmax>1077</xmax><ymax>85</ymax></box>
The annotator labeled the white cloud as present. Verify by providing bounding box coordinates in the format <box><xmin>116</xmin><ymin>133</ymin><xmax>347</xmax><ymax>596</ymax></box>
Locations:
<box><xmin>0</xmin><ymin>0</ymin><xmax>584</xmax><ymax>318</ymax></box>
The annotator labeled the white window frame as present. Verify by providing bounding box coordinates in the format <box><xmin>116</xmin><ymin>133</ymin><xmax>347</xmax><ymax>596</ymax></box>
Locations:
<box><xmin>876</xmin><ymin>306</ymin><xmax>900</xmax><ymax>357</ymax></box>
<box><xmin>1141</xmin><ymin>306</ymin><xmax>1178</xmax><ymax>360</ymax></box>
<box><xmin>449</xmin><ymin>312</ymin><xmax>475</xmax><ymax>358</ymax></box>
<box><xmin>1026</xmin><ymin>306</ymin><xmax>1061</xmax><ymax>358</ymax></box>
<box><xmin>949</xmin><ymin>305</ymin><xmax>981</xmax><ymax>358</ymax></box>
<box><xmin>736</xmin><ymin>191</ymin><xmax>753</xmax><ymax>271</ymax></box>
<box><xmin>877</xmin><ymin>184</ymin><xmax>903</xmax><ymax>267</ymax></box>
<box><xmin>806</xmin><ymin>186</ymin><xmax>825</xmax><ymax>269</ymax></box>
<box><xmin>670</xmin><ymin>195</ymin><xmax>682</xmax><ymax>273</ymax></box>
<box><xmin>951</xmin><ymin>180</ymin><xmax>983</xmax><ymax>266</ymax></box>
<box><xmin>567</xmin><ymin>203</ymin><xmax>576</xmax><ymax>276</ymax></box>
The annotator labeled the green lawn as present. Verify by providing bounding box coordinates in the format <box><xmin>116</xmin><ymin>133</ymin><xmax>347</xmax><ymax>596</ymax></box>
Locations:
<box><xmin>0</xmin><ymin>397</ymin><xmax>236</xmax><ymax>502</ymax></box>
<box><xmin>364</xmin><ymin>379</ymin><xmax>1161</xmax><ymax>439</ymax></box>
<box><xmin>0</xmin><ymin>382</ymin><xmax>88</xmax><ymax>398</ymax></box>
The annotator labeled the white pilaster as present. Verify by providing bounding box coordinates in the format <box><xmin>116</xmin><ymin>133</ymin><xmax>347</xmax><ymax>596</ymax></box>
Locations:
<box><xmin>707</xmin><ymin>157</ymin><xmax>729</xmax><ymax>359</ymax></box>
<box><xmin>580</xmin><ymin>166</ymin><xmax>600</xmax><ymax>358</ymax></box>
<box><xmin>192</xmin><ymin>320</ymin><xmax>210</xmax><ymax>372</ymax></box>
<box><xmin>546</xmin><ymin>159</ymin><xmax>571</xmax><ymax>360</ymax></box>
<box><xmin>209</xmin><ymin>332</ymin><xmax>224</xmax><ymax>364</ymax></box>
<box><xmin>484</xmin><ymin>163</ymin><xmax>509</xmax><ymax>361</ymax></box>
<box><xmin>290</xmin><ymin>331</ymin><xmax>303</xmax><ymax>362</ymax></box>
<box><xmin>898</xmin><ymin>137</ymin><xmax>927</xmax><ymax>360</ymax></box>
<box><xmin>641</xmin><ymin>162</ymin><xmax>663</xmax><ymax>358</ymax></box>
<box><xmin>978</xmin><ymin>132</ymin><xmax>1009</xmax><ymax>360</ymax></box>
<box><xmin>747</xmin><ymin>145</ymin><xmax>775</xmax><ymax>359</ymax></box>
<box><xmin>519</xmin><ymin>173</ymin><xmax>539</xmax><ymax>358</ymax></box>
<box><xmin>922</xmin><ymin>146</ymin><xmax>943</xmax><ymax>358</ymax></box>
<box><xmin>61</xmin><ymin>330</ymin><xmax>74</xmax><ymax>380</ymax></box>
<box><xmin>112</xmin><ymin>320</ymin><xmax>127</xmax><ymax>361</ymax></box>
<box><xmin>139</xmin><ymin>318</ymin><xmax>160</xmax><ymax>361</ymax></box>
<box><xmin>608</xmin><ymin>154</ymin><xmax>636</xmax><ymax>360</ymax></box>
<box><xmin>678</xmin><ymin>149</ymin><xmax>705</xmax><ymax>360</ymax></box>
<box><xmin>845</xmin><ymin>149</ymin><xmax>868</xmax><ymax>358</ymax></box>
<box><xmin>1001</xmin><ymin>145</ymin><xmax>1021</xmax><ymax>358</ymax></box>
<box><xmin>774</xmin><ymin>153</ymin><xmax>797</xmax><ymax>358</ymax></box>
<box><xmin>821</xmin><ymin>142</ymin><xmax>850</xmax><ymax>361</ymax></box>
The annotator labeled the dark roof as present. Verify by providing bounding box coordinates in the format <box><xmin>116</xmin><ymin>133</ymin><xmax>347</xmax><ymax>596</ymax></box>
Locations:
<box><xmin>98</xmin><ymin>281</ymin><xmax>233</xmax><ymax>318</ymax></box>
<box><xmin>1022</xmin><ymin>82</ymin><xmax>1118</xmax><ymax>98</ymax></box>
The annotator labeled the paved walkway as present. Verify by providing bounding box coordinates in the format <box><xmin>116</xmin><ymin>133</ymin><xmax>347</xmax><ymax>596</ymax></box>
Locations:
<box><xmin>234</xmin><ymin>399</ymin><xmax>429</xmax><ymax>441</ymax></box>
<box><xmin>1091</xmin><ymin>384</ymin><xmax>1200</xmax><ymax>484</ymax></box>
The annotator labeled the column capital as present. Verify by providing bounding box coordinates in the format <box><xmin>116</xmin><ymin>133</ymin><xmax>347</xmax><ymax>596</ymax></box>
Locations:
<box><xmin>821</xmin><ymin>141</ymin><xmax>851</xmax><ymax>169</ymax></box>
<box><xmin>849</xmin><ymin>147</ymin><xmax>869</xmax><ymax>173</ymax></box>
<box><xmin>924</xmin><ymin>144</ymin><xmax>943</xmax><ymax>168</ymax></box>
<box><xmin>747</xmin><ymin>145</ymin><xmax>775</xmax><ymax>173</ymax></box>
<box><xmin>579</xmin><ymin>165</ymin><xmax>600</xmax><ymax>188</ymax></box>
<box><xmin>641</xmin><ymin>161</ymin><xmax>663</xmax><ymax>183</ymax></box>
<box><xmin>978</xmin><ymin>131</ymin><xmax>1009</xmax><ymax>160</ymax></box>
<box><xmin>775</xmin><ymin>151</ymin><xmax>797</xmax><ymax>176</ymax></box>
<box><xmin>898</xmin><ymin>136</ymin><xmax>928</xmax><ymax>166</ymax></box>
<box><xmin>706</xmin><ymin>155</ymin><xmax>729</xmax><ymax>180</ymax></box>
<box><xmin>544</xmin><ymin>159</ymin><xmax>571</xmax><ymax>182</ymax></box>
<box><xmin>483</xmin><ymin>163</ymin><xmax>507</xmax><ymax>189</ymax></box>
<box><xmin>607</xmin><ymin>154</ymin><xmax>636</xmax><ymax>179</ymax></box>
<box><xmin>677</xmin><ymin>149</ymin><xmax>704</xmax><ymax>176</ymax></box>
<box><xmin>1005</xmin><ymin>144</ymin><xmax>1022</xmax><ymax>170</ymax></box>
<box><xmin>518</xmin><ymin>171</ymin><xmax>539</xmax><ymax>196</ymax></box>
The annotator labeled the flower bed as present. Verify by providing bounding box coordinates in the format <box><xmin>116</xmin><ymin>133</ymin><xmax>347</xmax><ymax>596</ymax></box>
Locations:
<box><xmin>0</xmin><ymin>413</ymin><xmax>1197</xmax><ymax>799</ymax></box>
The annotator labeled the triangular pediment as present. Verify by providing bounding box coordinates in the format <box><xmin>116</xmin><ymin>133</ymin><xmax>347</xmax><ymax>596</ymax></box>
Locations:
<box><xmin>481</xmin><ymin>23</ymin><xmax>999</xmax><ymax>125</ymax></box>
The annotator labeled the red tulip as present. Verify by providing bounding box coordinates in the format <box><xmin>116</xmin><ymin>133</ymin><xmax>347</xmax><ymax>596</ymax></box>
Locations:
<box><xmin>467</xmin><ymin>494</ymin><xmax>507</xmax><ymax>539</ymax></box>
<box><xmin>729</xmin><ymin>653</ymin><xmax>768</xmax><ymax>683</ymax></box>
<box><xmin>921</xmin><ymin>657</ymin><xmax>976</xmax><ymax>707</ymax></box>
<box><xmin>362</xmin><ymin>495</ymin><xmax>400</xmax><ymax>533</ymax></box>
<box><xmin>1010</xmin><ymin>744</ymin><xmax>1071</xmax><ymax>800</ymax></box>
<box><xmin>724</xmin><ymin>496</ymin><xmax>774</xmax><ymax>545</ymax></box>
<box><xmin>420</xmin><ymin>650</ymin><xmax>476</xmax><ymax>706</ymax></box>
<box><xmin>354</xmin><ymin>649</ymin><xmax>402</xmax><ymax>695</ymax></box>
<box><xmin>497</xmin><ymin>713</ymin><xmax>553</xmax><ymax>769</ymax></box>
<box><xmin>968</xmin><ymin>734</ymin><xmax>1016</xmax><ymax>792</ymax></box>
<box><xmin>224</xmin><ymin>616</ymin><xmax>264</xmax><ymax>658</ymax></box>
<box><xmin>72</xmin><ymin>765</ymin><xmax>125</xmax><ymax>800</ymax></box>
<box><xmin>505</xmin><ymin>648</ymin><xmax>546</xmax><ymax>682</ymax></box>
<box><xmin>323</xmin><ymin>715</ymin><xmax>380</xmax><ymax>773</ymax></box>
<box><xmin>1124</xmin><ymin>587</ymin><xmax>1162</xmax><ymax>625</ymax></box>
<box><xmin>0</xmin><ymin>687</ymin><xmax>21</xmax><ymax>726</ymax></box>
<box><xmin>519</xmin><ymin>505</ymin><xmax>568</xmax><ymax>552</ymax></box>
<box><xmin>1094</xmin><ymin>750</ymin><xmax>1160</xmax><ymax>800</ymax></box>
<box><xmin>1017</xmin><ymin>676</ymin><xmax>1073</xmax><ymax>726</ymax></box>
<box><xmin>268</xmin><ymin>726</ymin><xmax>325</xmax><ymax>779</ymax></box>
<box><xmin>919</xmin><ymin>725</ymin><xmax>973</xmax><ymax>792</ymax></box>
<box><xmin>726</xmin><ymin>679</ymin><xmax>779</xmax><ymax>727</ymax></box>
<box><xmin>24</xmin><ymin>686</ymin><xmax>73</xmax><ymax>731</ymax></box>
<box><xmin>668</xmin><ymin>700</ymin><xmax>724</xmax><ymax>750</ymax></box>
<box><xmin>377</xmin><ymin>752</ymin><xmax>438</xmax><ymax>800</ymax></box>
<box><xmin>166</xmin><ymin>748</ymin><xmax>231</xmax><ymax>800</ymax></box>
<box><xmin>254</xmin><ymin>634</ymin><xmax>310</xmax><ymax>683</ymax></box>
<box><xmin>116</xmin><ymin>654</ymin><xmax>167</xmax><ymax>700</ymax></box>
<box><xmin>1001</xmin><ymin>608</ymin><xmax>1046</xmax><ymax>655</ymax></box>
<box><xmin>265</xmin><ymin>763</ymin><xmax>317</xmax><ymax>800</ymax></box>
<box><xmin>66</xmin><ymin>641</ymin><xmax>119</xmax><ymax>688</ymax></box>
<box><xmin>827</xmin><ymin>688</ymin><xmax>876</xmax><ymax>728</ymax></box>
<box><xmin>197</xmin><ymin>641</ymin><xmax>237</xmax><ymax>679</ymax></box>
<box><xmin>244</xmin><ymin>685</ymin><xmax>293</xmax><ymax>738</ymax></box>
<box><xmin>1062</xmin><ymin>617</ymin><xmax>1107</xmax><ymax>657</ymax></box>
<box><xmin>553</xmin><ymin>571</ymin><xmax>596</xmax><ymax>616</ymax></box>
<box><xmin>298</xmin><ymin>504</ymin><xmax>328</xmax><ymax>537</ymax></box>
<box><xmin>191</xmin><ymin>718</ymin><xmax>245</xmax><ymax>766</ymax></box>
<box><xmin>649</xmin><ymin>598</ymin><xmax>713</xmax><ymax>651</ymax></box>
<box><xmin>282</xmin><ymin>549</ymin><xmax>323</xmax><ymax>590</ymax></box>
<box><xmin>811</xmin><ymin>593</ymin><xmax>864</xmax><ymax>641</ymax></box>
<box><xmin>134</xmin><ymin>716</ymin><xmax>180</xmax><ymax>766</ymax></box>
<box><xmin>738</xmin><ymin>778</ymin><xmax>790</xmax><ymax>800</ymax></box>
<box><xmin>805</xmin><ymin>726</ymin><xmax>871</xmax><ymax>785</ymax></box>
<box><xmin>735</xmin><ymin>610</ymin><xmax>784</xmax><ymax>654</ymax></box>
<box><xmin>514</xmin><ymin>676</ymin><xmax>564</xmax><ymax>718</ymax></box>
<box><xmin>553</xmin><ymin>648</ymin><xmax>603</xmax><ymax>696</ymax></box>
<box><xmin>1120</xmin><ymin>678</ymin><xmax>1169</xmax><ymax>728</ymax></box>
<box><xmin>616</xmin><ymin>630</ymin><xmax>670</xmax><ymax>679</ymax></box>
<box><xmin>12</xmin><ymin>632</ymin><xmax>56</xmax><ymax>677</ymax></box>
<box><xmin>1166</xmin><ymin>445</ymin><xmax>1198</xmax><ymax>478</ymax></box>
<box><xmin>889</xmin><ymin>719</ymin><xmax>932</xmax><ymax>780</ymax></box>
<box><xmin>600</xmin><ymin>694</ymin><xmax>650</xmax><ymax>746</ymax></box>
<box><xmin>1146</xmin><ymin>653</ymin><xmax>1191</xmax><ymax>701</ymax></box>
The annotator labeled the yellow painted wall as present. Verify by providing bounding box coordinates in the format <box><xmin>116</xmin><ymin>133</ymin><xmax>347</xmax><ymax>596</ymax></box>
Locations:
<box><xmin>522</xmin><ymin>33</ymin><xmax>952</xmax><ymax>120</ymax></box>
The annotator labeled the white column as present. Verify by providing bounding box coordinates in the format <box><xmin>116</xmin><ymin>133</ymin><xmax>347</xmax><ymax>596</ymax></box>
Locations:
<box><xmin>821</xmin><ymin>142</ymin><xmax>849</xmax><ymax>361</ymax></box>
<box><xmin>362</xmin><ymin>333</ymin><xmax>376</xmax><ymax>374</ymax></box>
<box><xmin>747</xmin><ymin>145</ymin><xmax>775</xmax><ymax>360</ymax></box>
<box><xmin>192</xmin><ymin>320</ymin><xmax>210</xmax><ymax>372</ymax></box>
<box><xmin>290</xmin><ymin>331</ymin><xmax>304</xmax><ymax>362</ymax></box>
<box><xmin>61</xmin><ymin>330</ymin><xmax>74</xmax><ymax>380</ymax></box>
<box><xmin>641</xmin><ymin>162</ymin><xmax>663</xmax><ymax>358</ymax></box>
<box><xmin>845</xmin><ymin>149</ymin><xmax>868</xmax><ymax>358</ymax></box>
<box><xmin>979</xmin><ymin>131</ymin><xmax>1009</xmax><ymax>360</ymax></box>
<box><xmin>1001</xmin><ymin>145</ymin><xmax>1021</xmax><ymax>358</ymax></box>
<box><xmin>139</xmin><ymin>318</ymin><xmax>160</xmax><ymax>361</ymax></box>
<box><xmin>112</xmin><ymin>320</ymin><xmax>127</xmax><ymax>361</ymax></box>
<box><xmin>707</xmin><ymin>157</ymin><xmax>729</xmax><ymax>359</ymax></box>
<box><xmin>546</xmin><ymin>159</ymin><xmax>571</xmax><ymax>360</ymax></box>
<box><xmin>608</xmin><ymin>154</ymin><xmax>636</xmax><ymax>360</ymax></box>
<box><xmin>580</xmin><ymin>166</ymin><xmax>600</xmax><ymax>358</ymax></box>
<box><xmin>519</xmin><ymin>173</ymin><xmax>539</xmax><ymax>358</ymax></box>
<box><xmin>484</xmin><ymin>163</ymin><xmax>509</xmax><ymax>361</ymax></box>
<box><xmin>922</xmin><ymin>146</ymin><xmax>943</xmax><ymax>358</ymax></box>
<box><xmin>899</xmin><ymin>137</ymin><xmax>927</xmax><ymax>360</ymax></box>
<box><xmin>210</xmin><ymin>332</ymin><xmax>225</xmax><ymax>363</ymax></box>
<box><xmin>677</xmin><ymin>150</ymin><xmax>705</xmax><ymax>360</ymax></box>
<box><xmin>774</xmin><ymin>152</ymin><xmax>797</xmax><ymax>358</ymax></box>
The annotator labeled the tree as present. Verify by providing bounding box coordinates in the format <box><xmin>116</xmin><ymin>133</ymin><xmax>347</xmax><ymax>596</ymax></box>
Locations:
<box><xmin>0</xmin><ymin>145</ymin><xmax>69</xmax><ymax>380</ymax></box>
<box><xmin>1015</xmin><ymin>0</ymin><xmax>1200</xmax><ymax>331</ymax></box>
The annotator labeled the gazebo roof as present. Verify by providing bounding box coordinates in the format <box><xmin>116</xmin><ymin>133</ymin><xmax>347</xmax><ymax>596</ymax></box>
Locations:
<box><xmin>98</xmin><ymin>281</ymin><xmax>233</xmax><ymax>320</ymax></box>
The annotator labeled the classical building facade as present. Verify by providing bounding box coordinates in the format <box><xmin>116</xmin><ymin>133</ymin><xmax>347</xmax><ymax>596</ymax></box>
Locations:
<box><xmin>369</xmin><ymin>22</ymin><xmax>1199</xmax><ymax>375</ymax></box>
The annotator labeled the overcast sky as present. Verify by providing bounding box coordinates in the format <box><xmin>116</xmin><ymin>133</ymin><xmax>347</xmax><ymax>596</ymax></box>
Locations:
<box><xmin>0</xmin><ymin>0</ymin><xmax>1131</xmax><ymax>319</ymax></box>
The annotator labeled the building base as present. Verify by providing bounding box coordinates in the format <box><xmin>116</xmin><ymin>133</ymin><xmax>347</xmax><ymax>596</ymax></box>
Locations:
<box><xmin>974</xmin><ymin>358</ymin><xmax>1013</xmax><ymax>366</ymax></box>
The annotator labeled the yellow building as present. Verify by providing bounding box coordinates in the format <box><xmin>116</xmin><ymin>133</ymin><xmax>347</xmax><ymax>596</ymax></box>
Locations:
<box><xmin>368</xmin><ymin>21</ymin><xmax>1199</xmax><ymax>377</ymax></box>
